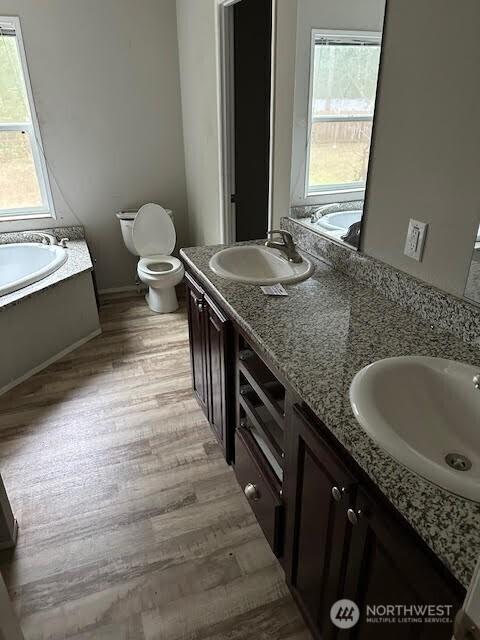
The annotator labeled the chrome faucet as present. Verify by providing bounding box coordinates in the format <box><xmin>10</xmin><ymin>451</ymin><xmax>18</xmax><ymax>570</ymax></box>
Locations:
<box><xmin>474</xmin><ymin>374</ymin><xmax>480</xmax><ymax>390</ymax></box>
<box><xmin>29</xmin><ymin>232</ymin><xmax>68</xmax><ymax>247</ymax></box>
<box><xmin>30</xmin><ymin>232</ymin><xmax>58</xmax><ymax>245</ymax></box>
<box><xmin>310</xmin><ymin>204</ymin><xmax>334</xmax><ymax>224</ymax></box>
<box><xmin>265</xmin><ymin>230</ymin><xmax>303</xmax><ymax>263</ymax></box>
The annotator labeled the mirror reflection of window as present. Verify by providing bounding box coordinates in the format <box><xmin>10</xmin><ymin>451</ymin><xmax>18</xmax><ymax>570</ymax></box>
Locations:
<box><xmin>307</xmin><ymin>33</ymin><xmax>381</xmax><ymax>197</ymax></box>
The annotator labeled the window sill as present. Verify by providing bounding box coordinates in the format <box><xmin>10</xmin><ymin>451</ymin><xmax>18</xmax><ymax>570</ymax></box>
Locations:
<box><xmin>0</xmin><ymin>212</ymin><xmax>54</xmax><ymax>223</ymax></box>
<box><xmin>291</xmin><ymin>188</ymin><xmax>365</xmax><ymax>208</ymax></box>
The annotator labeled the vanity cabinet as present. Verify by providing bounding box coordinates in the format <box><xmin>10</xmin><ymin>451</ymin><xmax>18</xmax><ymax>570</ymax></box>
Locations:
<box><xmin>185</xmin><ymin>272</ymin><xmax>233</xmax><ymax>462</ymax></box>
<box><xmin>184</xmin><ymin>268</ymin><xmax>464</xmax><ymax>640</ymax></box>
<box><xmin>283</xmin><ymin>404</ymin><xmax>357</xmax><ymax>640</ymax></box>
<box><xmin>284</xmin><ymin>405</ymin><xmax>463</xmax><ymax>640</ymax></box>
<box><xmin>186</xmin><ymin>273</ymin><xmax>209</xmax><ymax>414</ymax></box>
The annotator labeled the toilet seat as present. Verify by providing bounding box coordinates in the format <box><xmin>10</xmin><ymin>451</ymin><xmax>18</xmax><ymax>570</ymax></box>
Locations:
<box><xmin>138</xmin><ymin>255</ymin><xmax>182</xmax><ymax>277</ymax></box>
<box><xmin>132</xmin><ymin>204</ymin><xmax>176</xmax><ymax>257</ymax></box>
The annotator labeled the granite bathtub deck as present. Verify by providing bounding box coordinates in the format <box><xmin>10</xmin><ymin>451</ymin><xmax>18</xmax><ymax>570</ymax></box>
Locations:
<box><xmin>180</xmin><ymin>243</ymin><xmax>480</xmax><ymax>590</ymax></box>
<box><xmin>0</xmin><ymin>240</ymin><xmax>93</xmax><ymax>311</ymax></box>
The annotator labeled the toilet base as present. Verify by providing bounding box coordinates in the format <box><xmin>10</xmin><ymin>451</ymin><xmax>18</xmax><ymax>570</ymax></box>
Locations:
<box><xmin>145</xmin><ymin>286</ymin><xmax>178</xmax><ymax>313</ymax></box>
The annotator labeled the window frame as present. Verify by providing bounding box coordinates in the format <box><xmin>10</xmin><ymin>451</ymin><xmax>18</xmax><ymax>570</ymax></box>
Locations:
<box><xmin>0</xmin><ymin>16</ymin><xmax>55</xmax><ymax>221</ymax></box>
<box><xmin>303</xmin><ymin>28</ymin><xmax>382</xmax><ymax>203</ymax></box>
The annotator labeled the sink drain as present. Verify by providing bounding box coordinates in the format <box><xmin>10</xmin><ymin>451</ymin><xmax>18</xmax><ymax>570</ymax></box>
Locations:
<box><xmin>445</xmin><ymin>453</ymin><xmax>472</xmax><ymax>472</ymax></box>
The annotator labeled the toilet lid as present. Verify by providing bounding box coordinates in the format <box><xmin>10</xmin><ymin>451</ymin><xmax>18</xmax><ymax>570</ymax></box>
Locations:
<box><xmin>132</xmin><ymin>203</ymin><xmax>176</xmax><ymax>257</ymax></box>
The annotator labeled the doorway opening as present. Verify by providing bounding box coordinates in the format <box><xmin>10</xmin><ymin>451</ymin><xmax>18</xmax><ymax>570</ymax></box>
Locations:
<box><xmin>218</xmin><ymin>0</ymin><xmax>273</xmax><ymax>243</ymax></box>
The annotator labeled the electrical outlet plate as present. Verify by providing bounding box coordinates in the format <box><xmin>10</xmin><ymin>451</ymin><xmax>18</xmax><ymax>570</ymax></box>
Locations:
<box><xmin>404</xmin><ymin>219</ymin><xmax>428</xmax><ymax>261</ymax></box>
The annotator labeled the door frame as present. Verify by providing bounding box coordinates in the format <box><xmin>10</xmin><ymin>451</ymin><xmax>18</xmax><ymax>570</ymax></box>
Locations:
<box><xmin>216</xmin><ymin>0</ymin><xmax>276</xmax><ymax>243</ymax></box>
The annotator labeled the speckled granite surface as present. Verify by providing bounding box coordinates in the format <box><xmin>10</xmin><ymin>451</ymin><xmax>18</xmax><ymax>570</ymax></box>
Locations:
<box><xmin>0</xmin><ymin>225</ymin><xmax>85</xmax><ymax>244</ymax></box>
<box><xmin>181</xmin><ymin>243</ymin><xmax>480</xmax><ymax>589</ymax></box>
<box><xmin>283</xmin><ymin>217</ymin><xmax>480</xmax><ymax>346</ymax></box>
<box><xmin>0</xmin><ymin>236</ymin><xmax>93</xmax><ymax>311</ymax></box>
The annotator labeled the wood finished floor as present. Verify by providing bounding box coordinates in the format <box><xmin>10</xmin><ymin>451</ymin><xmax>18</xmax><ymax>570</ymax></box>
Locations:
<box><xmin>0</xmin><ymin>292</ymin><xmax>310</xmax><ymax>640</ymax></box>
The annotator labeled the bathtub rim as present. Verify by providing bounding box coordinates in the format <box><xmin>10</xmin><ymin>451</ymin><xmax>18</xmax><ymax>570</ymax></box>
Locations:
<box><xmin>0</xmin><ymin>242</ymin><xmax>68</xmax><ymax>297</ymax></box>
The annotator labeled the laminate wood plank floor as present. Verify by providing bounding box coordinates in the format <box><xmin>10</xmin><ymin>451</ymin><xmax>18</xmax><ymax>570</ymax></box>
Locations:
<box><xmin>0</xmin><ymin>291</ymin><xmax>310</xmax><ymax>640</ymax></box>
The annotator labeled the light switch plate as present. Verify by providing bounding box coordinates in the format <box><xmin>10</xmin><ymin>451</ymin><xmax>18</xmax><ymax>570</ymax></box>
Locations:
<box><xmin>404</xmin><ymin>219</ymin><xmax>428</xmax><ymax>261</ymax></box>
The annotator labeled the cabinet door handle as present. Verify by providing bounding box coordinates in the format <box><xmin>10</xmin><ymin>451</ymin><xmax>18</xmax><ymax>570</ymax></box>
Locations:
<box><xmin>347</xmin><ymin>508</ymin><xmax>363</xmax><ymax>525</ymax></box>
<box><xmin>244</xmin><ymin>482</ymin><xmax>260</xmax><ymax>502</ymax></box>
<box><xmin>196</xmin><ymin>299</ymin><xmax>205</xmax><ymax>312</ymax></box>
<box><xmin>331</xmin><ymin>486</ymin><xmax>346</xmax><ymax>502</ymax></box>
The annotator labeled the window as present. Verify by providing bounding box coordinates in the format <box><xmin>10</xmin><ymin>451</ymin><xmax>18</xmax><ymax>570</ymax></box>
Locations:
<box><xmin>306</xmin><ymin>30</ymin><xmax>382</xmax><ymax>198</ymax></box>
<box><xmin>0</xmin><ymin>17</ymin><xmax>54</xmax><ymax>219</ymax></box>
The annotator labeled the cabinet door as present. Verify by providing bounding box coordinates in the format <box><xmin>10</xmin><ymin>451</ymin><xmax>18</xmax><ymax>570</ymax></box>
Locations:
<box><xmin>185</xmin><ymin>274</ymin><xmax>208</xmax><ymax>415</ymax></box>
<box><xmin>284</xmin><ymin>405</ymin><xmax>357</xmax><ymax>640</ymax></box>
<box><xmin>342</xmin><ymin>487</ymin><xmax>464</xmax><ymax>640</ymax></box>
<box><xmin>205</xmin><ymin>296</ymin><xmax>231</xmax><ymax>459</ymax></box>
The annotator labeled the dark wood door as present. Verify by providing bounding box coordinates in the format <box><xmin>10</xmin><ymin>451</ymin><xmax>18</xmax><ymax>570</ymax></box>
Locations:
<box><xmin>284</xmin><ymin>405</ymin><xmax>358</xmax><ymax>640</ymax></box>
<box><xmin>341</xmin><ymin>487</ymin><xmax>464</xmax><ymax>640</ymax></box>
<box><xmin>233</xmin><ymin>0</ymin><xmax>272</xmax><ymax>241</ymax></box>
<box><xmin>205</xmin><ymin>295</ymin><xmax>231</xmax><ymax>460</ymax></box>
<box><xmin>185</xmin><ymin>273</ymin><xmax>208</xmax><ymax>416</ymax></box>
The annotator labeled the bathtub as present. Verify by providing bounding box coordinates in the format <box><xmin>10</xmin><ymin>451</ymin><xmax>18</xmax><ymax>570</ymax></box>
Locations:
<box><xmin>0</xmin><ymin>243</ymin><xmax>68</xmax><ymax>297</ymax></box>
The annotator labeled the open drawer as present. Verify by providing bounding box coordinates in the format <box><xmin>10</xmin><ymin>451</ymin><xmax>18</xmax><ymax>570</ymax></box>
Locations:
<box><xmin>238</xmin><ymin>336</ymin><xmax>285</xmax><ymax>429</ymax></box>
<box><xmin>234</xmin><ymin>427</ymin><xmax>284</xmax><ymax>557</ymax></box>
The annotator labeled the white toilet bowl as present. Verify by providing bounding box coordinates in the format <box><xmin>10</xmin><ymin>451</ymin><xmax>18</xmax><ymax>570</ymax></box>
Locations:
<box><xmin>137</xmin><ymin>254</ymin><xmax>184</xmax><ymax>313</ymax></box>
<box><xmin>116</xmin><ymin>204</ymin><xmax>184</xmax><ymax>314</ymax></box>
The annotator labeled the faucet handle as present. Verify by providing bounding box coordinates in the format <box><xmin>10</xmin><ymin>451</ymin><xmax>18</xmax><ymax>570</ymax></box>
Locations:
<box><xmin>31</xmin><ymin>232</ymin><xmax>49</xmax><ymax>244</ymax></box>
<box><xmin>266</xmin><ymin>229</ymin><xmax>294</xmax><ymax>246</ymax></box>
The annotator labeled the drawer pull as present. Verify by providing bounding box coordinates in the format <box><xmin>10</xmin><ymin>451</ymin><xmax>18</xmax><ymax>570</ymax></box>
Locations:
<box><xmin>347</xmin><ymin>508</ymin><xmax>363</xmax><ymax>526</ymax></box>
<box><xmin>331</xmin><ymin>486</ymin><xmax>343</xmax><ymax>502</ymax></box>
<box><xmin>244</xmin><ymin>482</ymin><xmax>260</xmax><ymax>502</ymax></box>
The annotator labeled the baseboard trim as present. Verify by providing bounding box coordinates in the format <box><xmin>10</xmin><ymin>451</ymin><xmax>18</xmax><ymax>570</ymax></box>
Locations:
<box><xmin>0</xmin><ymin>328</ymin><xmax>102</xmax><ymax>397</ymax></box>
<box><xmin>98</xmin><ymin>285</ymin><xmax>146</xmax><ymax>294</ymax></box>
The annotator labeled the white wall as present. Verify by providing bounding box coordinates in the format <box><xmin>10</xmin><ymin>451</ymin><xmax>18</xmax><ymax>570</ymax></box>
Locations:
<box><xmin>290</xmin><ymin>0</ymin><xmax>385</xmax><ymax>206</ymax></box>
<box><xmin>362</xmin><ymin>0</ymin><xmax>480</xmax><ymax>296</ymax></box>
<box><xmin>176</xmin><ymin>0</ymin><xmax>223</xmax><ymax>247</ymax></box>
<box><xmin>0</xmin><ymin>0</ymin><xmax>188</xmax><ymax>291</ymax></box>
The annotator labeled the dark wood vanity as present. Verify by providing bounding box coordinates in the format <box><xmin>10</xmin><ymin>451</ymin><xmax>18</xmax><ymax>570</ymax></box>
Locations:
<box><xmin>185</xmin><ymin>269</ymin><xmax>465</xmax><ymax>640</ymax></box>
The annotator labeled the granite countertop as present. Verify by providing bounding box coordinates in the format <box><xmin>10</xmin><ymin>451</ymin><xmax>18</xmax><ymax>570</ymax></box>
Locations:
<box><xmin>0</xmin><ymin>239</ymin><xmax>93</xmax><ymax>311</ymax></box>
<box><xmin>180</xmin><ymin>243</ymin><xmax>480</xmax><ymax>590</ymax></box>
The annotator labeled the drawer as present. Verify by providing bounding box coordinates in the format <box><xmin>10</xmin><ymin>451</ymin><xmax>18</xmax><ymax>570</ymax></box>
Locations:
<box><xmin>234</xmin><ymin>427</ymin><xmax>283</xmax><ymax>557</ymax></box>
<box><xmin>238</xmin><ymin>337</ymin><xmax>285</xmax><ymax>428</ymax></box>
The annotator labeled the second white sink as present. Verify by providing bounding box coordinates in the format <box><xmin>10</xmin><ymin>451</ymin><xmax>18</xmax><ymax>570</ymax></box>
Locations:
<box><xmin>209</xmin><ymin>245</ymin><xmax>313</xmax><ymax>285</ymax></box>
<box><xmin>350</xmin><ymin>356</ymin><xmax>480</xmax><ymax>502</ymax></box>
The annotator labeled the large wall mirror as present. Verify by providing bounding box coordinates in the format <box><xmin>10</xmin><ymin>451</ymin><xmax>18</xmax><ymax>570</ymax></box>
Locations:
<box><xmin>288</xmin><ymin>0</ymin><xmax>386</xmax><ymax>249</ymax></box>
<box><xmin>465</xmin><ymin>228</ymin><xmax>480</xmax><ymax>304</ymax></box>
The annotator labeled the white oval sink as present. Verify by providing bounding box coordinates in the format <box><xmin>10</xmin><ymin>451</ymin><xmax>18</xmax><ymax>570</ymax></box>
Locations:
<box><xmin>350</xmin><ymin>356</ymin><xmax>480</xmax><ymax>502</ymax></box>
<box><xmin>209</xmin><ymin>245</ymin><xmax>313</xmax><ymax>285</ymax></box>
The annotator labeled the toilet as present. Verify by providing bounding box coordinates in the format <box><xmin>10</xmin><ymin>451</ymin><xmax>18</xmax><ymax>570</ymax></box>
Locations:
<box><xmin>116</xmin><ymin>203</ymin><xmax>184</xmax><ymax>313</ymax></box>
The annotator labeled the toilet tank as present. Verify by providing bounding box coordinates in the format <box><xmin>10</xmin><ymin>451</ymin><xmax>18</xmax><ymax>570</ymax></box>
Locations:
<box><xmin>116</xmin><ymin>208</ymin><xmax>173</xmax><ymax>257</ymax></box>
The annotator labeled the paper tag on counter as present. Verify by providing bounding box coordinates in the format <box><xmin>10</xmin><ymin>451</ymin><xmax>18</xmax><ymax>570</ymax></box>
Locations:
<box><xmin>260</xmin><ymin>284</ymin><xmax>288</xmax><ymax>296</ymax></box>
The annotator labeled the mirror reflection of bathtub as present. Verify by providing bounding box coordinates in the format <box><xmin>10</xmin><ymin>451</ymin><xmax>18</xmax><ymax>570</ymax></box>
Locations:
<box><xmin>315</xmin><ymin>210</ymin><xmax>362</xmax><ymax>233</ymax></box>
<box><xmin>291</xmin><ymin>203</ymin><xmax>364</xmax><ymax>247</ymax></box>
